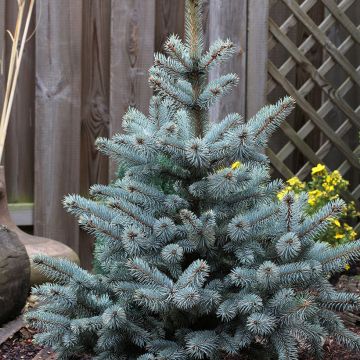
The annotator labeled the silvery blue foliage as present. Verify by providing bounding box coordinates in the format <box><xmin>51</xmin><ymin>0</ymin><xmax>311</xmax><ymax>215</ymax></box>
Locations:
<box><xmin>26</xmin><ymin>1</ymin><xmax>360</xmax><ymax>359</ymax></box>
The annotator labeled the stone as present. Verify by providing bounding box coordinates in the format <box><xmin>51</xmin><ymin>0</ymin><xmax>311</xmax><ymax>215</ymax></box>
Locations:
<box><xmin>0</xmin><ymin>227</ymin><xmax>30</xmax><ymax>325</ymax></box>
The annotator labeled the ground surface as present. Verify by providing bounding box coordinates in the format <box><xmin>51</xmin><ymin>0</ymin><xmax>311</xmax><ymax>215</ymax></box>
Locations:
<box><xmin>1</xmin><ymin>324</ymin><xmax>360</xmax><ymax>359</ymax></box>
<box><xmin>1</xmin><ymin>278</ymin><xmax>360</xmax><ymax>359</ymax></box>
<box><xmin>0</xmin><ymin>325</ymin><xmax>91</xmax><ymax>359</ymax></box>
<box><xmin>0</xmin><ymin>326</ymin><xmax>41</xmax><ymax>359</ymax></box>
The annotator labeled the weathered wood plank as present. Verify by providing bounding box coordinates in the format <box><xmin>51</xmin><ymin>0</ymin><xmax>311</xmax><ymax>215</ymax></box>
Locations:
<box><xmin>268</xmin><ymin>61</ymin><xmax>360</xmax><ymax>171</ymax></box>
<box><xmin>155</xmin><ymin>0</ymin><xmax>185</xmax><ymax>52</ymax></box>
<box><xmin>246</xmin><ymin>0</ymin><xmax>269</xmax><ymax>118</ymax></box>
<box><xmin>34</xmin><ymin>0</ymin><xmax>82</xmax><ymax>252</ymax></box>
<box><xmin>297</xmin><ymin>104</ymin><xmax>359</xmax><ymax>179</ymax></box>
<box><xmin>269</xmin><ymin>18</ymin><xmax>359</xmax><ymax>130</ymax></box>
<box><xmin>292</xmin><ymin>0</ymin><xmax>324</xmax><ymax>171</ymax></box>
<box><xmin>80</xmin><ymin>0</ymin><xmax>111</xmax><ymax>269</ymax></box>
<box><xmin>109</xmin><ymin>0</ymin><xmax>155</xmax><ymax>176</ymax></box>
<box><xmin>81</xmin><ymin>0</ymin><xmax>110</xmax><ymax>200</ymax></box>
<box><xmin>208</xmin><ymin>0</ymin><xmax>247</xmax><ymax>122</ymax></box>
<box><xmin>0</xmin><ymin>315</ymin><xmax>24</xmax><ymax>345</ymax></box>
<box><xmin>352</xmin><ymin>184</ymin><xmax>360</xmax><ymax>201</ymax></box>
<box><xmin>266</xmin><ymin>148</ymin><xmax>294</xmax><ymax>179</ymax></box>
<box><xmin>338</xmin><ymin>144</ymin><xmax>360</xmax><ymax>176</ymax></box>
<box><xmin>321</xmin><ymin>0</ymin><xmax>360</xmax><ymax>44</ymax></box>
<box><xmin>296</xmin><ymin>26</ymin><xmax>358</xmax><ymax>99</ymax></box>
<box><xmin>282</xmin><ymin>0</ymin><xmax>360</xmax><ymax>87</ymax></box>
<box><xmin>279</xmin><ymin>121</ymin><xmax>322</xmax><ymax>166</ymax></box>
<box><xmin>277</xmin><ymin>61</ymin><xmax>357</xmax><ymax>162</ymax></box>
<box><xmin>268</xmin><ymin>0</ymin><xmax>317</xmax><ymax>51</ymax></box>
<box><xmin>9</xmin><ymin>202</ymin><xmax>33</xmax><ymax>226</ymax></box>
<box><xmin>4</xmin><ymin>0</ymin><xmax>35</xmax><ymax>203</ymax></box>
<box><xmin>0</xmin><ymin>1</ymin><xmax>5</xmax><ymax>110</ymax></box>
<box><xmin>202</xmin><ymin>0</ymin><xmax>210</xmax><ymax>50</ymax></box>
<box><xmin>268</xmin><ymin>0</ymin><xmax>355</xmax><ymax>94</ymax></box>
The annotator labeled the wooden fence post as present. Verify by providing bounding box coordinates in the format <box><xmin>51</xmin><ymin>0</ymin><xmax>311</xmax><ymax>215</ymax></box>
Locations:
<box><xmin>246</xmin><ymin>0</ymin><xmax>269</xmax><ymax>118</ymax></box>
<box><xmin>109</xmin><ymin>0</ymin><xmax>155</xmax><ymax>177</ymax></box>
<box><xmin>80</xmin><ymin>0</ymin><xmax>111</xmax><ymax>269</ymax></box>
<box><xmin>208</xmin><ymin>0</ymin><xmax>248</xmax><ymax>122</ymax></box>
<box><xmin>4</xmin><ymin>1</ymin><xmax>35</xmax><ymax>204</ymax></box>
<box><xmin>155</xmin><ymin>0</ymin><xmax>185</xmax><ymax>52</ymax></box>
<box><xmin>0</xmin><ymin>2</ymin><xmax>5</xmax><ymax>126</ymax></box>
<box><xmin>34</xmin><ymin>0</ymin><xmax>82</xmax><ymax>252</ymax></box>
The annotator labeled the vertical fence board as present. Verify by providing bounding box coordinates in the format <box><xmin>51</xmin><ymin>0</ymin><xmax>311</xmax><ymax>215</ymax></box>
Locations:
<box><xmin>80</xmin><ymin>0</ymin><xmax>111</xmax><ymax>269</ymax></box>
<box><xmin>208</xmin><ymin>0</ymin><xmax>247</xmax><ymax>122</ymax></box>
<box><xmin>202</xmin><ymin>0</ymin><xmax>210</xmax><ymax>50</ymax></box>
<box><xmin>0</xmin><ymin>2</ymin><xmax>5</xmax><ymax>114</ymax></box>
<box><xmin>4</xmin><ymin>0</ymin><xmax>35</xmax><ymax>203</ymax></box>
<box><xmin>155</xmin><ymin>0</ymin><xmax>185</xmax><ymax>52</ymax></box>
<box><xmin>246</xmin><ymin>0</ymin><xmax>269</xmax><ymax>118</ymax></box>
<box><xmin>109</xmin><ymin>0</ymin><xmax>155</xmax><ymax>176</ymax></box>
<box><xmin>34</xmin><ymin>0</ymin><xmax>82</xmax><ymax>252</ymax></box>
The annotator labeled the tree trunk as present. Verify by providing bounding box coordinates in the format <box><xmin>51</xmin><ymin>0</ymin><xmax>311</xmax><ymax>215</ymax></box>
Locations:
<box><xmin>0</xmin><ymin>227</ymin><xmax>30</xmax><ymax>325</ymax></box>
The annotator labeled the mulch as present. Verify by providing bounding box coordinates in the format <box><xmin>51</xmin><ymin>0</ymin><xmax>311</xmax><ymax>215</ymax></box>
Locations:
<box><xmin>300</xmin><ymin>326</ymin><xmax>360</xmax><ymax>360</ymax></box>
<box><xmin>0</xmin><ymin>325</ymin><xmax>42</xmax><ymax>359</ymax></box>
<box><xmin>0</xmin><ymin>325</ymin><xmax>91</xmax><ymax>359</ymax></box>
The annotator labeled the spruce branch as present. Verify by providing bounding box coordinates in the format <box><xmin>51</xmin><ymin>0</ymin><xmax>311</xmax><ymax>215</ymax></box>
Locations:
<box><xmin>164</xmin><ymin>34</ymin><xmax>193</xmax><ymax>70</ymax></box>
<box><xmin>199</xmin><ymin>39</ymin><xmax>237</xmax><ymax>70</ymax></box>
<box><xmin>185</xmin><ymin>0</ymin><xmax>204</xmax><ymax>60</ymax></box>
<box><xmin>252</xmin><ymin>96</ymin><xmax>296</xmax><ymax>143</ymax></box>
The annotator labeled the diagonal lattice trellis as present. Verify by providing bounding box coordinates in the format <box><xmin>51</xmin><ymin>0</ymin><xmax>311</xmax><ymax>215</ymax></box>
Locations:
<box><xmin>267</xmin><ymin>0</ymin><xmax>360</xmax><ymax>218</ymax></box>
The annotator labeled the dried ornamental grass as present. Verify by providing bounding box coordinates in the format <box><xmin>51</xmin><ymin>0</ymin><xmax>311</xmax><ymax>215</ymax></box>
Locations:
<box><xmin>0</xmin><ymin>0</ymin><xmax>35</xmax><ymax>161</ymax></box>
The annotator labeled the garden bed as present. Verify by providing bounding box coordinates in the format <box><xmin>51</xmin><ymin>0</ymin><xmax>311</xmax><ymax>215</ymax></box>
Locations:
<box><xmin>2</xmin><ymin>281</ymin><xmax>360</xmax><ymax>360</ymax></box>
<box><xmin>0</xmin><ymin>325</ymin><xmax>91</xmax><ymax>360</ymax></box>
<box><xmin>1</xmin><ymin>323</ymin><xmax>360</xmax><ymax>360</ymax></box>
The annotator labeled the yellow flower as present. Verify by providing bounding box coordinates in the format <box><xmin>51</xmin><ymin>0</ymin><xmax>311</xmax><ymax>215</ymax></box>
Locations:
<box><xmin>231</xmin><ymin>161</ymin><xmax>241</xmax><ymax>170</ymax></box>
<box><xmin>277</xmin><ymin>189</ymin><xmax>289</xmax><ymax>200</ymax></box>
<box><xmin>350</xmin><ymin>230</ymin><xmax>357</xmax><ymax>240</ymax></box>
<box><xmin>308</xmin><ymin>190</ymin><xmax>322</xmax><ymax>206</ymax></box>
<box><xmin>323</xmin><ymin>183</ymin><xmax>334</xmax><ymax>192</ymax></box>
<box><xmin>344</xmin><ymin>264</ymin><xmax>351</xmax><ymax>271</ymax></box>
<box><xmin>309</xmin><ymin>189</ymin><xmax>320</xmax><ymax>196</ymax></box>
<box><xmin>331</xmin><ymin>219</ymin><xmax>341</xmax><ymax>227</ymax></box>
<box><xmin>308</xmin><ymin>198</ymin><xmax>316</xmax><ymax>206</ymax></box>
<box><xmin>286</xmin><ymin>176</ymin><xmax>304</xmax><ymax>188</ymax></box>
<box><xmin>335</xmin><ymin>233</ymin><xmax>345</xmax><ymax>239</ymax></box>
<box><xmin>332</xmin><ymin>170</ymin><xmax>341</xmax><ymax>179</ymax></box>
<box><xmin>311</xmin><ymin>164</ymin><xmax>326</xmax><ymax>175</ymax></box>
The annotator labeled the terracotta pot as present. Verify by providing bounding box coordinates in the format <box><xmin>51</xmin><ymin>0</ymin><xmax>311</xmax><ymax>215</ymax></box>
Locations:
<box><xmin>0</xmin><ymin>166</ymin><xmax>80</xmax><ymax>284</ymax></box>
<box><xmin>0</xmin><ymin>227</ymin><xmax>30</xmax><ymax>324</ymax></box>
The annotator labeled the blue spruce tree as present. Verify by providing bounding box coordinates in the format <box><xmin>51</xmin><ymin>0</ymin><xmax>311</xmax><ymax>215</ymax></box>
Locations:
<box><xmin>26</xmin><ymin>1</ymin><xmax>360</xmax><ymax>359</ymax></box>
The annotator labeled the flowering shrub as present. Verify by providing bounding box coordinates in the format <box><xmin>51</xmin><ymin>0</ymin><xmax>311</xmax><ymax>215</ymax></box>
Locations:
<box><xmin>278</xmin><ymin>164</ymin><xmax>359</xmax><ymax>246</ymax></box>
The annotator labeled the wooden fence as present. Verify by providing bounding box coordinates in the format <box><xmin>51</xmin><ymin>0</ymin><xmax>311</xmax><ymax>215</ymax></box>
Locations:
<box><xmin>2</xmin><ymin>0</ymin><xmax>359</xmax><ymax>268</ymax></box>
<box><xmin>267</xmin><ymin>0</ymin><xmax>360</xmax><ymax>207</ymax></box>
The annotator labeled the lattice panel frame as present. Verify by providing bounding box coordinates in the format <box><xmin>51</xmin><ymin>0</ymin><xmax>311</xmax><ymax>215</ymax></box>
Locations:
<box><xmin>267</xmin><ymin>0</ymin><xmax>360</xmax><ymax>213</ymax></box>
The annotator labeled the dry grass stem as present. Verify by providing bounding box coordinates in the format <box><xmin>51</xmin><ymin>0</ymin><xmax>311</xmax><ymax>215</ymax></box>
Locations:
<box><xmin>0</xmin><ymin>0</ymin><xmax>35</xmax><ymax>161</ymax></box>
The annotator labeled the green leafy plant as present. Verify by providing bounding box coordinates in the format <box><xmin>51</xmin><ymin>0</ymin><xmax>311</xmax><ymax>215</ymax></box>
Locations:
<box><xmin>278</xmin><ymin>164</ymin><xmax>359</xmax><ymax>247</ymax></box>
<box><xmin>26</xmin><ymin>1</ymin><xmax>360</xmax><ymax>359</ymax></box>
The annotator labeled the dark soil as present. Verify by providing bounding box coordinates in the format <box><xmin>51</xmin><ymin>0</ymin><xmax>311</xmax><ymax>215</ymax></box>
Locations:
<box><xmin>0</xmin><ymin>326</ymin><xmax>41</xmax><ymax>359</ymax></box>
<box><xmin>300</xmin><ymin>326</ymin><xmax>360</xmax><ymax>360</ymax></box>
<box><xmin>0</xmin><ymin>325</ymin><xmax>91</xmax><ymax>360</ymax></box>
